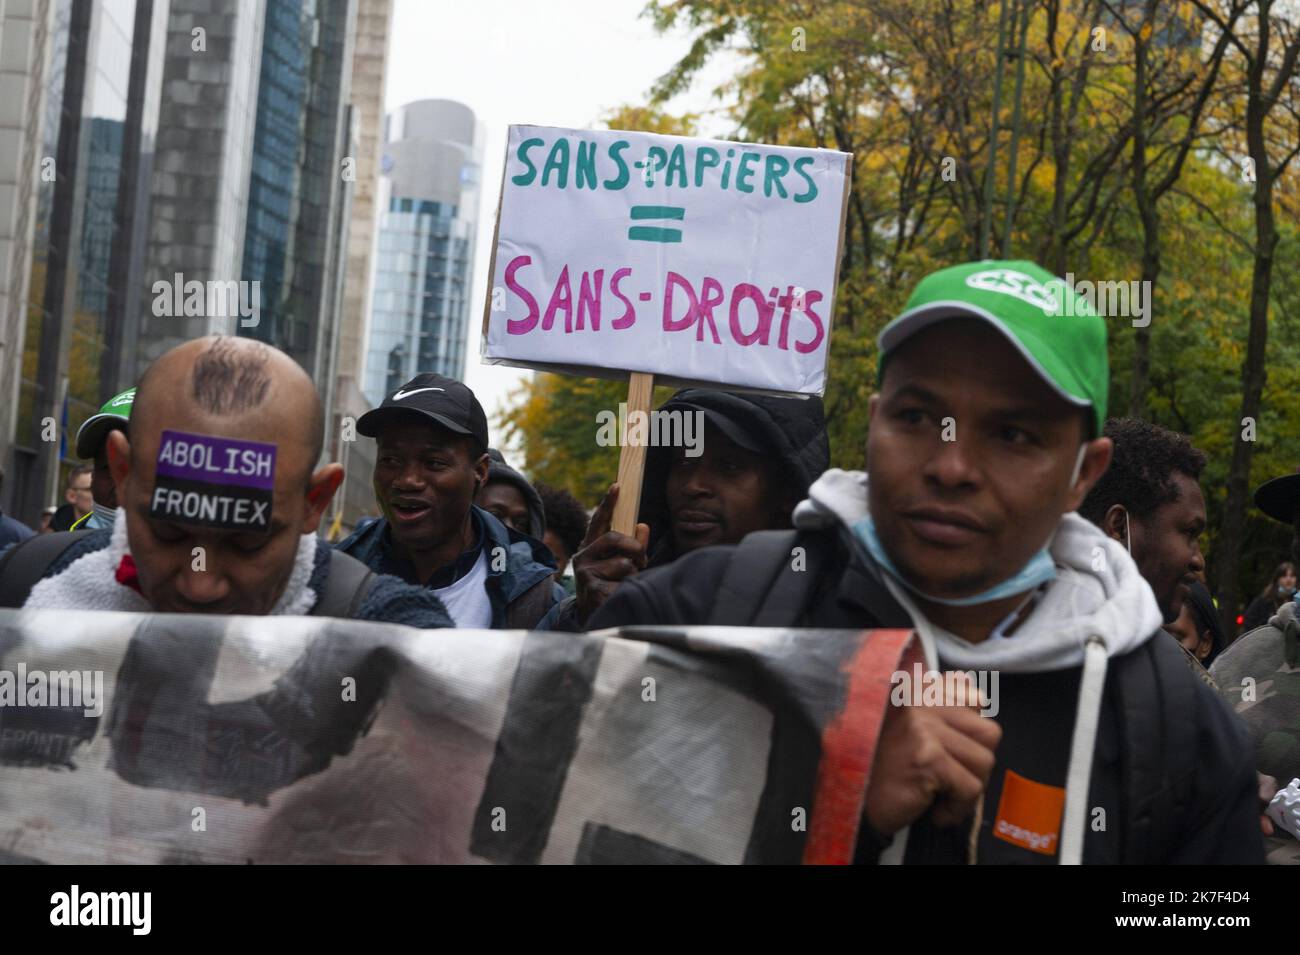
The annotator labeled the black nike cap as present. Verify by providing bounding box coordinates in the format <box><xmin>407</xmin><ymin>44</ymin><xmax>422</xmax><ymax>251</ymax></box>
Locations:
<box><xmin>357</xmin><ymin>373</ymin><xmax>489</xmax><ymax>450</ymax></box>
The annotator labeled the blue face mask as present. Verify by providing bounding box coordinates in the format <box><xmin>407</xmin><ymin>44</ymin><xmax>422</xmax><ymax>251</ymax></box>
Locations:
<box><xmin>850</xmin><ymin>513</ymin><xmax>1057</xmax><ymax>607</ymax></box>
<box><xmin>91</xmin><ymin>502</ymin><xmax>117</xmax><ymax>528</ymax></box>
<box><xmin>850</xmin><ymin>443</ymin><xmax>1086</xmax><ymax>607</ymax></box>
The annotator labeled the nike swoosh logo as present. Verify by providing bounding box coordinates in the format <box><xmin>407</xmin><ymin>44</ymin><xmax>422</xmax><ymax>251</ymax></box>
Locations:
<box><xmin>392</xmin><ymin>387</ymin><xmax>445</xmax><ymax>401</ymax></box>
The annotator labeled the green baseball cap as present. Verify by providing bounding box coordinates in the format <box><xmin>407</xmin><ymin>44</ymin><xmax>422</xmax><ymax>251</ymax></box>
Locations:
<box><xmin>75</xmin><ymin>387</ymin><xmax>135</xmax><ymax>459</ymax></box>
<box><xmin>876</xmin><ymin>260</ymin><xmax>1108</xmax><ymax>435</ymax></box>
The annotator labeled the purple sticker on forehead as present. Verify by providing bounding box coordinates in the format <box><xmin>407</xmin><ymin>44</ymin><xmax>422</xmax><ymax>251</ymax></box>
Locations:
<box><xmin>155</xmin><ymin>430</ymin><xmax>276</xmax><ymax>489</ymax></box>
<box><xmin>150</xmin><ymin>430</ymin><xmax>277</xmax><ymax>532</ymax></box>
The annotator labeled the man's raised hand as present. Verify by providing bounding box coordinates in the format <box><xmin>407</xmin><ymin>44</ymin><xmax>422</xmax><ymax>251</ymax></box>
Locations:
<box><xmin>573</xmin><ymin>482</ymin><xmax>650</xmax><ymax>624</ymax></box>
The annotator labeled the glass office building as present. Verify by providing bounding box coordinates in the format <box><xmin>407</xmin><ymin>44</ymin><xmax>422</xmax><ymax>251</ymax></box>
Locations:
<box><xmin>3</xmin><ymin>0</ymin><xmax>358</xmax><ymax>525</ymax></box>
<box><xmin>240</xmin><ymin>0</ymin><xmax>354</xmax><ymax>386</ymax></box>
<box><xmin>368</xmin><ymin>195</ymin><xmax>474</xmax><ymax>399</ymax></box>
<box><xmin>363</xmin><ymin>98</ymin><xmax>481</xmax><ymax>405</ymax></box>
<box><xmin>12</xmin><ymin>0</ymin><xmax>166</xmax><ymax>521</ymax></box>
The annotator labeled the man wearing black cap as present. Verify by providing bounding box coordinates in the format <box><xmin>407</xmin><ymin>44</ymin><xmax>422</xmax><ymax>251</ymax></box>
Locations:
<box><xmin>336</xmin><ymin>374</ymin><xmax>563</xmax><ymax>629</ymax></box>
<box><xmin>539</xmin><ymin>387</ymin><xmax>830</xmax><ymax>631</ymax></box>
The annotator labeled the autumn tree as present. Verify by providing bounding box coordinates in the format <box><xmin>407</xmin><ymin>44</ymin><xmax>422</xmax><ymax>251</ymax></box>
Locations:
<box><xmin>1192</xmin><ymin>0</ymin><xmax>1300</xmax><ymax>633</ymax></box>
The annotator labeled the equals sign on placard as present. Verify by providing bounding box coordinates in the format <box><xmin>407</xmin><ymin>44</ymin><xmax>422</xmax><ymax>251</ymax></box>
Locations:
<box><xmin>628</xmin><ymin>205</ymin><xmax>685</xmax><ymax>243</ymax></box>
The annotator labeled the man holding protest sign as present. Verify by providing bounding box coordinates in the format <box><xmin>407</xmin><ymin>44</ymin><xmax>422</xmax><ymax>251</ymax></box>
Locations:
<box><xmin>541</xmin><ymin>388</ymin><xmax>829</xmax><ymax>630</ymax></box>
<box><xmin>0</xmin><ymin>337</ymin><xmax>452</xmax><ymax>627</ymax></box>
<box><xmin>590</xmin><ymin>260</ymin><xmax>1262</xmax><ymax>865</ymax></box>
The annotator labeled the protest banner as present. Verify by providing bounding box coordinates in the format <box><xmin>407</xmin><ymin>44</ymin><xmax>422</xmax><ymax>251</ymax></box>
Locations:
<box><xmin>0</xmin><ymin>609</ymin><xmax>916</xmax><ymax>865</ymax></box>
<box><xmin>481</xmin><ymin>125</ymin><xmax>852</xmax><ymax>531</ymax></box>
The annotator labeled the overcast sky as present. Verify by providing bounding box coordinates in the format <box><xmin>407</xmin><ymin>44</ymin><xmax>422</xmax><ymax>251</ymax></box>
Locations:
<box><xmin>384</xmin><ymin>0</ymin><xmax>737</xmax><ymax>449</ymax></box>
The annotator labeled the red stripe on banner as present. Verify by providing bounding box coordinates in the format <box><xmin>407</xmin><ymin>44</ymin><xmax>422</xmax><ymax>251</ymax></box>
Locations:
<box><xmin>802</xmin><ymin>629</ymin><xmax>920</xmax><ymax>865</ymax></box>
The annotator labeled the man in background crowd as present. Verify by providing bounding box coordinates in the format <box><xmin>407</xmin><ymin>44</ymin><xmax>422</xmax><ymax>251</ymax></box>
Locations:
<box><xmin>1241</xmin><ymin>561</ymin><xmax>1297</xmax><ymax>634</ymax></box>
<box><xmin>535</xmin><ymin>483</ymin><xmax>589</xmax><ymax>591</ymax></box>
<box><xmin>476</xmin><ymin>449</ymin><xmax>546</xmax><ymax>539</ymax></box>
<box><xmin>49</xmin><ymin>465</ymin><xmax>93</xmax><ymax>532</ymax></box>
<box><xmin>1078</xmin><ymin>417</ymin><xmax>1207</xmax><ymax>625</ymax></box>
<box><xmin>70</xmin><ymin>387</ymin><xmax>136</xmax><ymax>531</ymax></box>
<box><xmin>1165</xmin><ymin>580</ymin><xmax>1228</xmax><ymax>681</ymax></box>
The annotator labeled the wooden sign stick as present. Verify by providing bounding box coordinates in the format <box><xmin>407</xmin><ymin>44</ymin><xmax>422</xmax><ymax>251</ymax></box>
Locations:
<box><xmin>612</xmin><ymin>371</ymin><xmax>654</xmax><ymax>536</ymax></box>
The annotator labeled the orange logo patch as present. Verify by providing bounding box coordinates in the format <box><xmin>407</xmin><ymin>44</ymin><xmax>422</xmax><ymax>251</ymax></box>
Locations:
<box><xmin>992</xmin><ymin>769</ymin><xmax>1066</xmax><ymax>856</ymax></box>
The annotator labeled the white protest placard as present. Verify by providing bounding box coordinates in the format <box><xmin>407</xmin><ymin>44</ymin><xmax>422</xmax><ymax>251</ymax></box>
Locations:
<box><xmin>482</xmin><ymin>125</ymin><xmax>852</xmax><ymax>396</ymax></box>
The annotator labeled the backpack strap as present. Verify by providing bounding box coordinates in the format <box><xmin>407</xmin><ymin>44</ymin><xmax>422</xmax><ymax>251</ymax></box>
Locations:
<box><xmin>1114</xmin><ymin>634</ymin><xmax>1198</xmax><ymax>863</ymax></box>
<box><xmin>0</xmin><ymin>532</ymin><xmax>90</xmax><ymax>608</ymax></box>
<box><xmin>708</xmin><ymin>528</ymin><xmax>830</xmax><ymax>627</ymax></box>
<box><xmin>312</xmin><ymin>549</ymin><xmax>376</xmax><ymax>619</ymax></box>
<box><xmin>506</xmin><ymin>575</ymin><xmax>559</xmax><ymax>630</ymax></box>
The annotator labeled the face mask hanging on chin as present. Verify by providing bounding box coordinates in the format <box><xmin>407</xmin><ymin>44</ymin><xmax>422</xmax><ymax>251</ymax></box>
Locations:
<box><xmin>852</xmin><ymin>443</ymin><xmax>1088</xmax><ymax>608</ymax></box>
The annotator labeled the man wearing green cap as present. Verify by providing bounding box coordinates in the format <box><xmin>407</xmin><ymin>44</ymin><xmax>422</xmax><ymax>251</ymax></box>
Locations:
<box><xmin>592</xmin><ymin>260</ymin><xmax>1261</xmax><ymax>864</ymax></box>
<box><xmin>70</xmin><ymin>387</ymin><xmax>135</xmax><ymax>531</ymax></box>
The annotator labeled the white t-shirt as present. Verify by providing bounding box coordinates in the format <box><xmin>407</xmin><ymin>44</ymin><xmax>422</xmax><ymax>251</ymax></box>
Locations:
<box><xmin>431</xmin><ymin>549</ymin><xmax>493</xmax><ymax>629</ymax></box>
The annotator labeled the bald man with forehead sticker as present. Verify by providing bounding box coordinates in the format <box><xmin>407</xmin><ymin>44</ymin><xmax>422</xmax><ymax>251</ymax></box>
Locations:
<box><xmin>0</xmin><ymin>336</ymin><xmax>453</xmax><ymax>627</ymax></box>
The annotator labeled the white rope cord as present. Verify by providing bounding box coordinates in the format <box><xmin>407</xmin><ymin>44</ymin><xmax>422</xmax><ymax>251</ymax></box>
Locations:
<box><xmin>1058</xmin><ymin>636</ymin><xmax>1108</xmax><ymax>864</ymax></box>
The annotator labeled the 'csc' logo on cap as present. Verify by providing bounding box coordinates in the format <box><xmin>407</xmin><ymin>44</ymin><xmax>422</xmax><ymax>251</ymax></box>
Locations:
<box><xmin>965</xmin><ymin>269</ymin><xmax>1060</xmax><ymax>314</ymax></box>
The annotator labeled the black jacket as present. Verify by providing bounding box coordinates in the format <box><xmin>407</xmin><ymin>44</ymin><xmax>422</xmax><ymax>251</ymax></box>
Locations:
<box><xmin>638</xmin><ymin>388</ymin><xmax>829</xmax><ymax>566</ymax></box>
<box><xmin>591</xmin><ymin>524</ymin><xmax>1264</xmax><ymax>865</ymax></box>
<box><xmin>336</xmin><ymin>506</ymin><xmax>563</xmax><ymax>629</ymax></box>
<box><xmin>1241</xmin><ymin>594</ymin><xmax>1282</xmax><ymax>635</ymax></box>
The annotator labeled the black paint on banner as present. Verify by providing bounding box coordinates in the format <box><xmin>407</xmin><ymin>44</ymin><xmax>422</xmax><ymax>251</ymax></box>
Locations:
<box><xmin>738</xmin><ymin>629</ymin><xmax>860</xmax><ymax>864</ymax></box>
<box><xmin>105</xmin><ymin>616</ymin><xmax>395</xmax><ymax>804</ymax></box>
<box><xmin>0</xmin><ymin>847</ymin><xmax>47</xmax><ymax>864</ymax></box>
<box><xmin>470</xmin><ymin>630</ymin><xmax>604</xmax><ymax>863</ymax></box>
<box><xmin>574</xmin><ymin>822</ymin><xmax>715</xmax><ymax>864</ymax></box>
